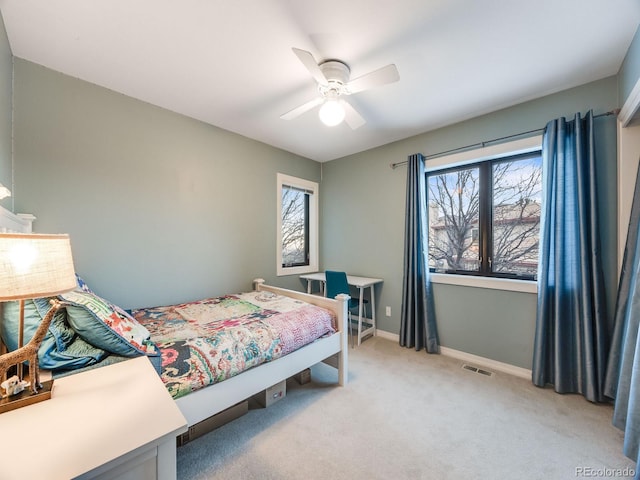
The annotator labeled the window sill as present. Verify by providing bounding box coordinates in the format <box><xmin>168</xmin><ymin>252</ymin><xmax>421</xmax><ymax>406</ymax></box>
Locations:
<box><xmin>430</xmin><ymin>273</ymin><xmax>537</xmax><ymax>294</ymax></box>
<box><xmin>277</xmin><ymin>264</ymin><xmax>318</xmax><ymax>277</ymax></box>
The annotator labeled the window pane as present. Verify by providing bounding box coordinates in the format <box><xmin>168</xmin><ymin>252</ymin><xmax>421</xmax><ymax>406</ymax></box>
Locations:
<box><xmin>491</xmin><ymin>155</ymin><xmax>542</xmax><ymax>277</ymax></box>
<box><xmin>281</xmin><ymin>186</ymin><xmax>309</xmax><ymax>266</ymax></box>
<box><xmin>428</xmin><ymin>166</ymin><xmax>480</xmax><ymax>272</ymax></box>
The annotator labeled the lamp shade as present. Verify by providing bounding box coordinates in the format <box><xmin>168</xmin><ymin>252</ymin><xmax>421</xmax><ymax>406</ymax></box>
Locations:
<box><xmin>0</xmin><ymin>233</ymin><xmax>76</xmax><ymax>301</ymax></box>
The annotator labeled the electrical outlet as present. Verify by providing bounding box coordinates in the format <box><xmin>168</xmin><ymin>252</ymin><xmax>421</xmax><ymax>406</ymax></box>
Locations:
<box><xmin>385</xmin><ymin>306</ymin><xmax>391</xmax><ymax>317</ymax></box>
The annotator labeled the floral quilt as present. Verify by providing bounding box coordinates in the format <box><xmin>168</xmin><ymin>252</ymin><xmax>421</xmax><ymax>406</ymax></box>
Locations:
<box><xmin>131</xmin><ymin>291</ymin><xmax>335</xmax><ymax>399</ymax></box>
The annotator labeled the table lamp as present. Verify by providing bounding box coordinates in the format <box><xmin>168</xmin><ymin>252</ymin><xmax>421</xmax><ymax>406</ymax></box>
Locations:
<box><xmin>0</xmin><ymin>233</ymin><xmax>76</xmax><ymax>413</ymax></box>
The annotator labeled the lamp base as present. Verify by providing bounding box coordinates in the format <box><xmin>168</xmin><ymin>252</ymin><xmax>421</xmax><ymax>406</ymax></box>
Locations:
<box><xmin>0</xmin><ymin>379</ymin><xmax>54</xmax><ymax>414</ymax></box>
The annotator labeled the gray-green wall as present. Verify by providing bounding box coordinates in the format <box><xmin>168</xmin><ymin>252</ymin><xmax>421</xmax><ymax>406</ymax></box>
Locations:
<box><xmin>12</xmin><ymin>59</ymin><xmax>321</xmax><ymax>309</ymax></box>
<box><xmin>0</xmin><ymin>14</ymin><xmax>12</xmax><ymax>210</ymax></box>
<box><xmin>619</xmin><ymin>25</ymin><xmax>640</xmax><ymax>106</ymax></box>
<box><xmin>321</xmin><ymin>77</ymin><xmax>619</xmax><ymax>369</ymax></box>
<box><xmin>5</xmin><ymin>35</ymin><xmax>627</xmax><ymax>371</ymax></box>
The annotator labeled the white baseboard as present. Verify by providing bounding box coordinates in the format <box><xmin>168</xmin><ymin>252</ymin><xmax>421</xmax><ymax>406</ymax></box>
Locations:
<box><xmin>375</xmin><ymin>330</ymin><xmax>399</xmax><ymax>342</ymax></box>
<box><xmin>374</xmin><ymin>330</ymin><xmax>532</xmax><ymax>380</ymax></box>
<box><xmin>439</xmin><ymin>346</ymin><xmax>531</xmax><ymax>380</ymax></box>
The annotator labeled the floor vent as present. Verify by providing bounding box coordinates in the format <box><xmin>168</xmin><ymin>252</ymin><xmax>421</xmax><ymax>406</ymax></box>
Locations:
<box><xmin>462</xmin><ymin>364</ymin><xmax>494</xmax><ymax>377</ymax></box>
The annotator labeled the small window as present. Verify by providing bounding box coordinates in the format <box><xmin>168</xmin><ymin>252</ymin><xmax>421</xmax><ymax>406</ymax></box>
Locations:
<box><xmin>427</xmin><ymin>149</ymin><xmax>542</xmax><ymax>280</ymax></box>
<box><xmin>277</xmin><ymin>173</ymin><xmax>318</xmax><ymax>276</ymax></box>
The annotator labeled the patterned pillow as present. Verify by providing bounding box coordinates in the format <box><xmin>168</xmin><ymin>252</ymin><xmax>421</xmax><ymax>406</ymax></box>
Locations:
<box><xmin>75</xmin><ymin>274</ymin><xmax>94</xmax><ymax>294</ymax></box>
<box><xmin>0</xmin><ymin>298</ymin><xmax>106</xmax><ymax>370</ymax></box>
<box><xmin>60</xmin><ymin>290</ymin><xmax>159</xmax><ymax>358</ymax></box>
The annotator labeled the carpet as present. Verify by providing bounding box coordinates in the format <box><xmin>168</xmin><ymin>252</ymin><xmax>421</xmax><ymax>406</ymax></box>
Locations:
<box><xmin>177</xmin><ymin>336</ymin><xmax>635</xmax><ymax>479</ymax></box>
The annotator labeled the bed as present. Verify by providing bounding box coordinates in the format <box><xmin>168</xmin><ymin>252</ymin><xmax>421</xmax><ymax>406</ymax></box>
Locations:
<box><xmin>152</xmin><ymin>278</ymin><xmax>349</xmax><ymax>427</ymax></box>
<box><xmin>0</xmin><ymin>205</ymin><xmax>349</xmax><ymax>431</ymax></box>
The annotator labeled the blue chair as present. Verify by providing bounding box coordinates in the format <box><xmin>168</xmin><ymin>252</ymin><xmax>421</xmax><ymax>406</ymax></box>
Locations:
<box><xmin>325</xmin><ymin>271</ymin><xmax>368</xmax><ymax>347</ymax></box>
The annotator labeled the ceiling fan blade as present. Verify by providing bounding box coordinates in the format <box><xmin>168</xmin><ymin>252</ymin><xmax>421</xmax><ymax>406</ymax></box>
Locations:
<box><xmin>341</xmin><ymin>100</ymin><xmax>366</xmax><ymax>130</ymax></box>
<box><xmin>280</xmin><ymin>97</ymin><xmax>323</xmax><ymax>120</ymax></box>
<box><xmin>346</xmin><ymin>64</ymin><xmax>399</xmax><ymax>94</ymax></box>
<box><xmin>292</xmin><ymin>48</ymin><xmax>328</xmax><ymax>86</ymax></box>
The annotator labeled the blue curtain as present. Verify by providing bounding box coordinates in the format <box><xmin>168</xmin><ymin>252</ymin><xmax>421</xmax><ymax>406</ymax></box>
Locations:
<box><xmin>532</xmin><ymin>111</ymin><xmax>609</xmax><ymax>403</ymax></box>
<box><xmin>605</xmin><ymin>159</ymin><xmax>640</xmax><ymax>467</ymax></box>
<box><xmin>400</xmin><ymin>153</ymin><xmax>439</xmax><ymax>353</ymax></box>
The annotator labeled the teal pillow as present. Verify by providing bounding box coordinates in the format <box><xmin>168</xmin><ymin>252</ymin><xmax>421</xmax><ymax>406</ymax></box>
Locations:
<box><xmin>1</xmin><ymin>298</ymin><xmax>106</xmax><ymax>370</ymax></box>
<box><xmin>60</xmin><ymin>290</ymin><xmax>160</xmax><ymax>360</ymax></box>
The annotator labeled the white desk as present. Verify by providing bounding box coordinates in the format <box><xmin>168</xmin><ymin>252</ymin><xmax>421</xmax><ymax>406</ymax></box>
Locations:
<box><xmin>0</xmin><ymin>356</ymin><xmax>188</xmax><ymax>480</ymax></box>
<box><xmin>300</xmin><ymin>272</ymin><xmax>383</xmax><ymax>346</ymax></box>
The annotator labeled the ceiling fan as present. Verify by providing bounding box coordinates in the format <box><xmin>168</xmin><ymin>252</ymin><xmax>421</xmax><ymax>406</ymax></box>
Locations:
<box><xmin>281</xmin><ymin>48</ymin><xmax>400</xmax><ymax>129</ymax></box>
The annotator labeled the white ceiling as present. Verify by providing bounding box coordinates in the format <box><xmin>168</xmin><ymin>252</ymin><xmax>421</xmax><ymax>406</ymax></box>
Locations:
<box><xmin>0</xmin><ymin>1</ymin><xmax>638</xmax><ymax>162</ymax></box>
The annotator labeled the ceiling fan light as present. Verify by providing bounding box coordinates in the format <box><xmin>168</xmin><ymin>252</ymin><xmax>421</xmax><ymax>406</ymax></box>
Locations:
<box><xmin>318</xmin><ymin>99</ymin><xmax>345</xmax><ymax>127</ymax></box>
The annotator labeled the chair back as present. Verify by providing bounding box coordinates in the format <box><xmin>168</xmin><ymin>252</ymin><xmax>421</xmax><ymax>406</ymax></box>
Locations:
<box><xmin>325</xmin><ymin>270</ymin><xmax>350</xmax><ymax>299</ymax></box>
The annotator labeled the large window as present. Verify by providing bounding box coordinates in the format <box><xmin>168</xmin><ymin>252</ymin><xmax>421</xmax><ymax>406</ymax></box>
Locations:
<box><xmin>277</xmin><ymin>173</ymin><xmax>318</xmax><ymax>276</ymax></box>
<box><xmin>427</xmin><ymin>149</ymin><xmax>542</xmax><ymax>280</ymax></box>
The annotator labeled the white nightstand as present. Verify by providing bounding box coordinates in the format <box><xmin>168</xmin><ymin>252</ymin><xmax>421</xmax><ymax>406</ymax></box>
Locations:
<box><xmin>0</xmin><ymin>356</ymin><xmax>188</xmax><ymax>480</ymax></box>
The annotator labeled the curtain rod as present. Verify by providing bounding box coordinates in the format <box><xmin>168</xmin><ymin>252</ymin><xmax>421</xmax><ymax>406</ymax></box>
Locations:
<box><xmin>389</xmin><ymin>109</ymin><xmax>619</xmax><ymax>169</ymax></box>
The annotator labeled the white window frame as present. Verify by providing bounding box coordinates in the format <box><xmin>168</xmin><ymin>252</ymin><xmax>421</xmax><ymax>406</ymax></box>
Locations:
<box><xmin>276</xmin><ymin>173</ymin><xmax>319</xmax><ymax>276</ymax></box>
<box><xmin>426</xmin><ymin>135</ymin><xmax>542</xmax><ymax>294</ymax></box>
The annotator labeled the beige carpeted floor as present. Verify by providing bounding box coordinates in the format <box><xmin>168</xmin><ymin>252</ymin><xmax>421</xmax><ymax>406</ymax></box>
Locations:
<box><xmin>177</xmin><ymin>336</ymin><xmax>636</xmax><ymax>480</ymax></box>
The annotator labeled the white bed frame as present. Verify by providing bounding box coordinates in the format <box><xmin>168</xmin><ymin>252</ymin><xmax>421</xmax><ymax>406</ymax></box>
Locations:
<box><xmin>0</xmin><ymin>205</ymin><xmax>35</xmax><ymax>233</ymax></box>
<box><xmin>177</xmin><ymin>279</ymin><xmax>349</xmax><ymax>426</ymax></box>
<box><xmin>0</xmin><ymin>206</ymin><xmax>350</xmax><ymax>428</ymax></box>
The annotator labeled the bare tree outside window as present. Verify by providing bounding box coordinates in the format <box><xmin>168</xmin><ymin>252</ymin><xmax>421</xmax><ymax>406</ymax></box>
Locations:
<box><xmin>428</xmin><ymin>167</ymin><xmax>480</xmax><ymax>271</ymax></box>
<box><xmin>427</xmin><ymin>154</ymin><xmax>542</xmax><ymax>278</ymax></box>
<box><xmin>491</xmin><ymin>157</ymin><xmax>542</xmax><ymax>275</ymax></box>
<box><xmin>281</xmin><ymin>186</ymin><xmax>308</xmax><ymax>266</ymax></box>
